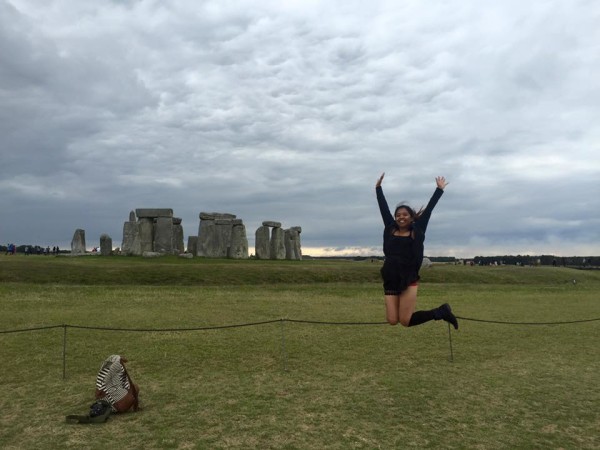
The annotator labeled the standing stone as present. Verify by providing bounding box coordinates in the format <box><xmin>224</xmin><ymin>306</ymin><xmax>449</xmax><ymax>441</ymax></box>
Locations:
<box><xmin>255</xmin><ymin>226</ymin><xmax>270</xmax><ymax>259</ymax></box>
<box><xmin>139</xmin><ymin>218</ymin><xmax>154</xmax><ymax>254</ymax></box>
<box><xmin>100</xmin><ymin>234</ymin><xmax>112</xmax><ymax>256</ymax></box>
<box><xmin>154</xmin><ymin>217</ymin><xmax>174</xmax><ymax>254</ymax></box>
<box><xmin>214</xmin><ymin>219</ymin><xmax>234</xmax><ymax>258</ymax></box>
<box><xmin>285</xmin><ymin>227</ymin><xmax>302</xmax><ymax>260</ymax></box>
<box><xmin>197</xmin><ymin>217</ymin><xmax>216</xmax><ymax>257</ymax></box>
<box><xmin>129</xmin><ymin>223</ymin><xmax>142</xmax><ymax>256</ymax></box>
<box><xmin>270</xmin><ymin>226</ymin><xmax>286</xmax><ymax>260</ymax></box>
<box><xmin>187</xmin><ymin>236</ymin><xmax>198</xmax><ymax>255</ymax></box>
<box><xmin>128</xmin><ymin>210</ymin><xmax>136</xmax><ymax>222</ymax></box>
<box><xmin>121</xmin><ymin>221</ymin><xmax>137</xmax><ymax>255</ymax></box>
<box><xmin>228</xmin><ymin>220</ymin><xmax>249</xmax><ymax>259</ymax></box>
<box><xmin>172</xmin><ymin>218</ymin><xmax>184</xmax><ymax>254</ymax></box>
<box><xmin>71</xmin><ymin>229</ymin><xmax>86</xmax><ymax>255</ymax></box>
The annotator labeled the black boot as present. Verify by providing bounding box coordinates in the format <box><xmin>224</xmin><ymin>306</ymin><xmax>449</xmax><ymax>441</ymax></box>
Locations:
<box><xmin>434</xmin><ymin>303</ymin><xmax>458</xmax><ymax>330</ymax></box>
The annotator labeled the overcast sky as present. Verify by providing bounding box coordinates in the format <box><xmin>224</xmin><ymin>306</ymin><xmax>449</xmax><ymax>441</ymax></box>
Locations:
<box><xmin>1</xmin><ymin>0</ymin><xmax>599</xmax><ymax>258</ymax></box>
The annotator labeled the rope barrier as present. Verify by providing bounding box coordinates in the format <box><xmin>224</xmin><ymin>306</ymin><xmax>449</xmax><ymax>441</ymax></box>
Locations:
<box><xmin>455</xmin><ymin>316</ymin><xmax>600</xmax><ymax>325</ymax></box>
<box><xmin>2</xmin><ymin>315</ymin><xmax>599</xmax><ymax>334</ymax></box>
<box><xmin>285</xmin><ymin>319</ymin><xmax>387</xmax><ymax>325</ymax></box>
<box><xmin>0</xmin><ymin>324</ymin><xmax>65</xmax><ymax>334</ymax></box>
<box><xmin>64</xmin><ymin>319</ymin><xmax>282</xmax><ymax>333</ymax></box>
<box><xmin>2</xmin><ymin>315</ymin><xmax>598</xmax><ymax>377</ymax></box>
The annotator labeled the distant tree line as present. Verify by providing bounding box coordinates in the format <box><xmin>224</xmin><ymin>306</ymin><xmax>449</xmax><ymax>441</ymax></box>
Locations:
<box><xmin>472</xmin><ymin>255</ymin><xmax>600</xmax><ymax>267</ymax></box>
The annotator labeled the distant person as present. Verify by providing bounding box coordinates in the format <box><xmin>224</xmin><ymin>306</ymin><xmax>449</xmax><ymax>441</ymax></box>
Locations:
<box><xmin>375</xmin><ymin>173</ymin><xmax>458</xmax><ymax>329</ymax></box>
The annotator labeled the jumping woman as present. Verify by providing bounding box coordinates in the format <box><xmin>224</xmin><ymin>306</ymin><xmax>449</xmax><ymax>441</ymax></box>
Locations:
<box><xmin>376</xmin><ymin>173</ymin><xmax>458</xmax><ymax>329</ymax></box>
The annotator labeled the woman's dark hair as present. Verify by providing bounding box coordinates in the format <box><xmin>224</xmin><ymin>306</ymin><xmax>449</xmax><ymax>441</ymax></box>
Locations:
<box><xmin>394</xmin><ymin>204</ymin><xmax>425</xmax><ymax>221</ymax></box>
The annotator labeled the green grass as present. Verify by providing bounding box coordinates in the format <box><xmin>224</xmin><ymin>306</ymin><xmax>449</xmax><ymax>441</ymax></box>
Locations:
<box><xmin>1</xmin><ymin>255</ymin><xmax>599</xmax><ymax>449</ymax></box>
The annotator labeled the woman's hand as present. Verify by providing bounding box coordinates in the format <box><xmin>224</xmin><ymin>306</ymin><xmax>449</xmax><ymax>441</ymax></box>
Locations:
<box><xmin>436</xmin><ymin>176</ymin><xmax>448</xmax><ymax>190</ymax></box>
<box><xmin>376</xmin><ymin>172</ymin><xmax>385</xmax><ymax>188</ymax></box>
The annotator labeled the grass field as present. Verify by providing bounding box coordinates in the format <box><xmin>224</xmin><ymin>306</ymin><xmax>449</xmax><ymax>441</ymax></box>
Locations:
<box><xmin>1</xmin><ymin>255</ymin><xmax>599</xmax><ymax>449</ymax></box>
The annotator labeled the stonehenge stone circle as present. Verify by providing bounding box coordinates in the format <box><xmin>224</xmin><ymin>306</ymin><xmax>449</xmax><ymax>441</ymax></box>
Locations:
<box><xmin>71</xmin><ymin>229</ymin><xmax>86</xmax><ymax>255</ymax></box>
<box><xmin>119</xmin><ymin>208</ymin><xmax>301</xmax><ymax>261</ymax></box>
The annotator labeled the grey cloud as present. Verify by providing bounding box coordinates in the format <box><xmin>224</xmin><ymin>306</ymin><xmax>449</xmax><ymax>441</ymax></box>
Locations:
<box><xmin>1</xmin><ymin>0</ymin><xmax>599</xmax><ymax>257</ymax></box>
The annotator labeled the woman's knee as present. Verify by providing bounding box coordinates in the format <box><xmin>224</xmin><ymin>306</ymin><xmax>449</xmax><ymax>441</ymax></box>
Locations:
<box><xmin>399</xmin><ymin>316</ymin><xmax>411</xmax><ymax>327</ymax></box>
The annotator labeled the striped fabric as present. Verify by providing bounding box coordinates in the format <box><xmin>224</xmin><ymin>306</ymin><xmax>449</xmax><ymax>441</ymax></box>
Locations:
<box><xmin>95</xmin><ymin>355</ymin><xmax>130</xmax><ymax>411</ymax></box>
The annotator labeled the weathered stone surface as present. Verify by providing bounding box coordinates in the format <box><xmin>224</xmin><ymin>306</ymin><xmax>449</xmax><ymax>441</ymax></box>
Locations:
<box><xmin>71</xmin><ymin>229</ymin><xmax>86</xmax><ymax>255</ymax></box>
<box><xmin>139</xmin><ymin>218</ymin><xmax>154</xmax><ymax>254</ymax></box>
<box><xmin>255</xmin><ymin>226</ymin><xmax>270</xmax><ymax>259</ymax></box>
<box><xmin>228</xmin><ymin>223</ymin><xmax>248</xmax><ymax>259</ymax></box>
<box><xmin>187</xmin><ymin>236</ymin><xmax>198</xmax><ymax>255</ymax></box>
<box><xmin>142</xmin><ymin>251</ymin><xmax>161</xmax><ymax>258</ymax></box>
<box><xmin>154</xmin><ymin>217</ymin><xmax>174</xmax><ymax>254</ymax></box>
<box><xmin>136</xmin><ymin>208</ymin><xmax>173</xmax><ymax>218</ymax></box>
<box><xmin>421</xmin><ymin>257</ymin><xmax>432</xmax><ymax>269</ymax></box>
<box><xmin>100</xmin><ymin>234</ymin><xmax>112</xmax><ymax>256</ymax></box>
<box><xmin>173</xmin><ymin>217</ymin><xmax>182</xmax><ymax>225</ymax></box>
<box><xmin>262</xmin><ymin>221</ymin><xmax>282</xmax><ymax>228</ymax></box>
<box><xmin>199</xmin><ymin>212</ymin><xmax>236</xmax><ymax>220</ymax></box>
<box><xmin>121</xmin><ymin>222</ymin><xmax>137</xmax><ymax>255</ymax></box>
<box><xmin>197</xmin><ymin>213</ymin><xmax>241</xmax><ymax>258</ymax></box>
<box><xmin>197</xmin><ymin>218</ymin><xmax>215</xmax><ymax>257</ymax></box>
<box><xmin>214</xmin><ymin>219</ymin><xmax>233</xmax><ymax>258</ymax></box>
<box><xmin>285</xmin><ymin>228</ymin><xmax>302</xmax><ymax>260</ymax></box>
<box><xmin>129</xmin><ymin>211</ymin><xmax>136</xmax><ymax>222</ymax></box>
<box><xmin>179</xmin><ymin>253</ymin><xmax>194</xmax><ymax>259</ymax></box>
<box><xmin>290</xmin><ymin>226</ymin><xmax>302</xmax><ymax>233</ymax></box>
<box><xmin>173</xmin><ymin>223</ymin><xmax>184</xmax><ymax>254</ymax></box>
<box><xmin>270</xmin><ymin>227</ymin><xmax>286</xmax><ymax>260</ymax></box>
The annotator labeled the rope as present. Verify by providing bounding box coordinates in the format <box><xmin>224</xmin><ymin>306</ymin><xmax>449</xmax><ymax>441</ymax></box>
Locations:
<box><xmin>285</xmin><ymin>319</ymin><xmax>387</xmax><ymax>325</ymax></box>
<box><xmin>0</xmin><ymin>324</ymin><xmax>65</xmax><ymax>334</ymax></box>
<box><xmin>65</xmin><ymin>319</ymin><xmax>282</xmax><ymax>332</ymax></box>
<box><xmin>2</xmin><ymin>315</ymin><xmax>599</xmax><ymax>334</ymax></box>
<box><xmin>455</xmin><ymin>315</ymin><xmax>600</xmax><ymax>325</ymax></box>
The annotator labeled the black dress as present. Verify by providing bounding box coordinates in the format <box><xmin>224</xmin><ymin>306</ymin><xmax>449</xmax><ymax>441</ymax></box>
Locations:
<box><xmin>376</xmin><ymin>185</ymin><xmax>443</xmax><ymax>295</ymax></box>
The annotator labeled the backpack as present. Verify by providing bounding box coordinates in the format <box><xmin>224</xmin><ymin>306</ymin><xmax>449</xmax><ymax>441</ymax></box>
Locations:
<box><xmin>65</xmin><ymin>400</ymin><xmax>112</xmax><ymax>424</ymax></box>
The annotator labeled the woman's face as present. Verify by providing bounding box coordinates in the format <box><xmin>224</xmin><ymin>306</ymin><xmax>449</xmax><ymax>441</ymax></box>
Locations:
<box><xmin>395</xmin><ymin>207</ymin><xmax>413</xmax><ymax>228</ymax></box>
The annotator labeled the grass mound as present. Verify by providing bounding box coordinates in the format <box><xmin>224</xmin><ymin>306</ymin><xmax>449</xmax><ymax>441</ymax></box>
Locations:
<box><xmin>1</xmin><ymin>255</ymin><xmax>599</xmax><ymax>449</ymax></box>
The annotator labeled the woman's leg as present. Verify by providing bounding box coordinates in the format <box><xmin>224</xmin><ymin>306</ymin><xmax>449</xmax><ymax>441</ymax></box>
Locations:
<box><xmin>398</xmin><ymin>285</ymin><xmax>418</xmax><ymax>327</ymax></box>
<box><xmin>384</xmin><ymin>295</ymin><xmax>401</xmax><ymax>325</ymax></box>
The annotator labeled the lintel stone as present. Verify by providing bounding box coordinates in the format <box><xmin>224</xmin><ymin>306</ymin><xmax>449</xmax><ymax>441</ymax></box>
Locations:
<box><xmin>136</xmin><ymin>208</ymin><xmax>173</xmax><ymax>218</ymax></box>
<box><xmin>262</xmin><ymin>221</ymin><xmax>282</xmax><ymax>228</ymax></box>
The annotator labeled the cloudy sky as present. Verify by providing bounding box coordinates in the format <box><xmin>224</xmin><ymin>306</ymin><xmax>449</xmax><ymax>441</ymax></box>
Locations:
<box><xmin>1</xmin><ymin>0</ymin><xmax>599</xmax><ymax>258</ymax></box>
